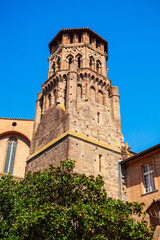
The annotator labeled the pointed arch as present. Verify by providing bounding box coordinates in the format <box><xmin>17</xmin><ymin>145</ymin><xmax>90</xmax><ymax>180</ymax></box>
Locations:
<box><xmin>66</xmin><ymin>54</ymin><xmax>74</xmax><ymax>69</ymax></box>
<box><xmin>76</xmin><ymin>53</ymin><xmax>82</xmax><ymax>69</ymax></box>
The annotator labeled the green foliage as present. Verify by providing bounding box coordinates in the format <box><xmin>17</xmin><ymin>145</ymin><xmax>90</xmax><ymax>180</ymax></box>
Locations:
<box><xmin>0</xmin><ymin>159</ymin><xmax>153</xmax><ymax>239</ymax></box>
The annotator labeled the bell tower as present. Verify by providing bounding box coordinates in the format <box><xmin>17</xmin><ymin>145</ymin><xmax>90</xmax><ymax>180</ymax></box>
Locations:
<box><xmin>27</xmin><ymin>28</ymin><xmax>124</xmax><ymax>198</ymax></box>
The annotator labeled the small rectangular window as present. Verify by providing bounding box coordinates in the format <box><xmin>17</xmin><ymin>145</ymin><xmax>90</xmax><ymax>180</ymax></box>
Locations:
<box><xmin>97</xmin><ymin>112</ymin><xmax>100</xmax><ymax>124</ymax></box>
<box><xmin>142</xmin><ymin>163</ymin><xmax>155</xmax><ymax>193</ymax></box>
<box><xmin>99</xmin><ymin>154</ymin><xmax>102</xmax><ymax>172</ymax></box>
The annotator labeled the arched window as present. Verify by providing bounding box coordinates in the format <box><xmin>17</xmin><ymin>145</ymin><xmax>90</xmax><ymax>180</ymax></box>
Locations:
<box><xmin>89</xmin><ymin>57</ymin><xmax>95</xmax><ymax>70</ymax></box>
<box><xmin>98</xmin><ymin>91</ymin><xmax>103</xmax><ymax>104</ymax></box>
<box><xmin>77</xmin><ymin>84</ymin><xmax>82</xmax><ymax>99</ymax></box>
<box><xmin>4</xmin><ymin>137</ymin><xmax>17</xmax><ymax>175</ymax></box>
<box><xmin>78</xmin><ymin>33</ymin><xmax>81</xmax><ymax>43</ymax></box>
<box><xmin>52</xmin><ymin>62</ymin><xmax>55</xmax><ymax>72</ymax></box>
<box><xmin>96</xmin><ymin>60</ymin><xmax>101</xmax><ymax>73</ymax></box>
<box><xmin>77</xmin><ymin>57</ymin><xmax>81</xmax><ymax>69</ymax></box>
<box><xmin>57</xmin><ymin>58</ymin><xmax>60</xmax><ymax>70</ymax></box>
<box><xmin>53</xmin><ymin>89</ymin><xmax>57</xmax><ymax>105</ymax></box>
<box><xmin>68</xmin><ymin>56</ymin><xmax>73</xmax><ymax>69</ymax></box>
<box><xmin>90</xmin><ymin>86</ymin><xmax>96</xmax><ymax>101</ymax></box>
<box><xmin>48</xmin><ymin>94</ymin><xmax>52</xmax><ymax>107</ymax></box>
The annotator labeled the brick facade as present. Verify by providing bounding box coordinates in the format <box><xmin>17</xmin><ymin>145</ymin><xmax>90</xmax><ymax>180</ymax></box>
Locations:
<box><xmin>0</xmin><ymin>118</ymin><xmax>34</xmax><ymax>178</ymax></box>
<box><xmin>122</xmin><ymin>144</ymin><xmax>160</xmax><ymax>237</ymax></box>
<box><xmin>27</xmin><ymin>28</ymin><xmax>124</xmax><ymax>199</ymax></box>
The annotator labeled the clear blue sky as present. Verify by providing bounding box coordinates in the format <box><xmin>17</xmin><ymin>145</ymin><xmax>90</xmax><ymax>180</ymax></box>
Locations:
<box><xmin>0</xmin><ymin>0</ymin><xmax>160</xmax><ymax>153</ymax></box>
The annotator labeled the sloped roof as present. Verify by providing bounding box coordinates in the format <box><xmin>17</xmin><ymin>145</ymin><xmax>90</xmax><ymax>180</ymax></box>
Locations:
<box><xmin>122</xmin><ymin>143</ymin><xmax>160</xmax><ymax>164</ymax></box>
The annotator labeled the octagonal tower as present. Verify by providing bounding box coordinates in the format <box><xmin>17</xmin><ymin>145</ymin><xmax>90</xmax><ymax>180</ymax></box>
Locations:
<box><xmin>26</xmin><ymin>28</ymin><xmax>124</xmax><ymax>198</ymax></box>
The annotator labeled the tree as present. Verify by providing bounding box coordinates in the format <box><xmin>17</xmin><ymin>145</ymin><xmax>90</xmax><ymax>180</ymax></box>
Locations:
<box><xmin>0</xmin><ymin>159</ymin><xmax>153</xmax><ymax>240</ymax></box>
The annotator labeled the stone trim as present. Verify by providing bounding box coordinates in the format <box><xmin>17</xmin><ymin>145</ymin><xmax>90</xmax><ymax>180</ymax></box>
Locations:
<box><xmin>0</xmin><ymin>118</ymin><xmax>34</xmax><ymax>121</ymax></box>
<box><xmin>27</xmin><ymin>130</ymin><xmax>121</xmax><ymax>162</ymax></box>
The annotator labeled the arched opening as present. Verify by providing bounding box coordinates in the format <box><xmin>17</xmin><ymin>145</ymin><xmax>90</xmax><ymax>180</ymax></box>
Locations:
<box><xmin>52</xmin><ymin>62</ymin><xmax>55</xmax><ymax>72</ymax></box>
<box><xmin>77</xmin><ymin>56</ymin><xmax>81</xmax><ymax>69</ymax></box>
<box><xmin>57</xmin><ymin>58</ymin><xmax>60</xmax><ymax>70</ymax></box>
<box><xmin>77</xmin><ymin>84</ymin><xmax>82</xmax><ymax>99</ymax></box>
<box><xmin>90</xmin><ymin>86</ymin><xmax>96</xmax><ymax>101</ymax></box>
<box><xmin>98</xmin><ymin>91</ymin><xmax>103</xmax><ymax>104</ymax></box>
<box><xmin>67</xmin><ymin>55</ymin><xmax>73</xmax><ymax>69</ymax></box>
<box><xmin>3</xmin><ymin>137</ymin><xmax>17</xmax><ymax>175</ymax></box>
<box><xmin>96</xmin><ymin>60</ymin><xmax>101</xmax><ymax>73</ymax></box>
<box><xmin>69</xmin><ymin>57</ymin><xmax>72</xmax><ymax>69</ymax></box>
<box><xmin>79</xmin><ymin>73</ymin><xmax>83</xmax><ymax>83</ymax></box>
<box><xmin>48</xmin><ymin>93</ymin><xmax>52</xmax><ymax>107</ymax></box>
<box><xmin>53</xmin><ymin>89</ymin><xmax>57</xmax><ymax>105</ymax></box>
<box><xmin>89</xmin><ymin>56</ymin><xmax>95</xmax><ymax>70</ymax></box>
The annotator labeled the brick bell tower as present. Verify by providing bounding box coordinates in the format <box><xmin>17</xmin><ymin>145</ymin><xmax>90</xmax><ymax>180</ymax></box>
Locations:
<box><xmin>27</xmin><ymin>28</ymin><xmax>124</xmax><ymax>198</ymax></box>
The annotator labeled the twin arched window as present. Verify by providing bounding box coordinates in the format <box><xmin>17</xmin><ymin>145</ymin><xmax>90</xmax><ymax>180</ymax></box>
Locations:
<box><xmin>3</xmin><ymin>137</ymin><xmax>17</xmax><ymax>175</ymax></box>
<box><xmin>90</xmin><ymin>87</ymin><xmax>104</xmax><ymax>104</ymax></box>
<box><xmin>67</xmin><ymin>54</ymin><xmax>82</xmax><ymax>69</ymax></box>
<box><xmin>89</xmin><ymin>57</ymin><xmax>102</xmax><ymax>74</ymax></box>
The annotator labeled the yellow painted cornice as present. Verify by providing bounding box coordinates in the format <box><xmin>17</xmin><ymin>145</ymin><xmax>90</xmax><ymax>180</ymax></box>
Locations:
<box><xmin>27</xmin><ymin>130</ymin><xmax>121</xmax><ymax>161</ymax></box>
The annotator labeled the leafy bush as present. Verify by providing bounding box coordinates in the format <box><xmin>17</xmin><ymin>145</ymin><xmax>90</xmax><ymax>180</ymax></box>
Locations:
<box><xmin>0</xmin><ymin>159</ymin><xmax>153</xmax><ymax>239</ymax></box>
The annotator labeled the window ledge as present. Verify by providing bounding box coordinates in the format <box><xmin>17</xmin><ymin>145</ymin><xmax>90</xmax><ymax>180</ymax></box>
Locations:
<box><xmin>141</xmin><ymin>189</ymin><xmax>158</xmax><ymax>196</ymax></box>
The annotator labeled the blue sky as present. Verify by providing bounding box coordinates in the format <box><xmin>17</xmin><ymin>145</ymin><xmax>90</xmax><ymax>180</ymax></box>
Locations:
<box><xmin>0</xmin><ymin>0</ymin><xmax>160</xmax><ymax>153</ymax></box>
